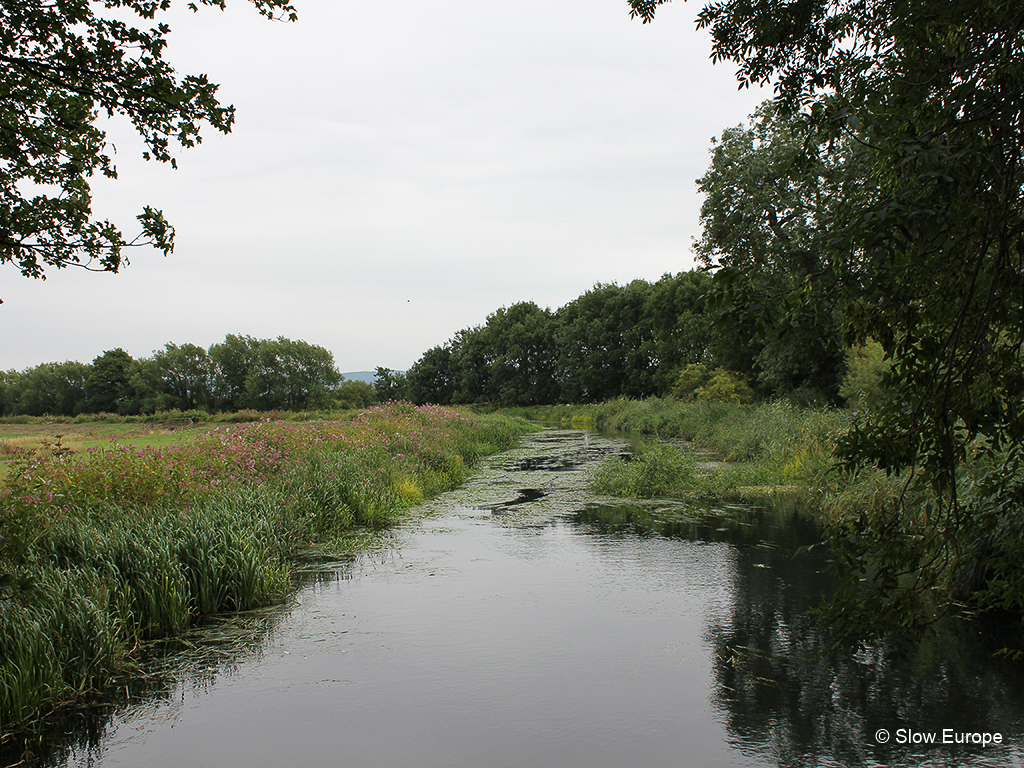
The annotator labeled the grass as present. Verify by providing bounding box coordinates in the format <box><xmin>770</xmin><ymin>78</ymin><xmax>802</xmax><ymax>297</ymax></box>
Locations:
<box><xmin>0</xmin><ymin>403</ymin><xmax>534</xmax><ymax>733</ymax></box>
<box><xmin>513</xmin><ymin>398</ymin><xmax>849</xmax><ymax>505</ymax></box>
<box><xmin>0</xmin><ymin>422</ymin><xmax>208</xmax><ymax>481</ymax></box>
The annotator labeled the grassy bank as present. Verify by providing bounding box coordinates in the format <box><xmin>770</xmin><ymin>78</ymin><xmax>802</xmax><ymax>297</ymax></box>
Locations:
<box><xmin>508</xmin><ymin>398</ymin><xmax>850</xmax><ymax>504</ymax></box>
<box><xmin>513</xmin><ymin>399</ymin><xmax>1023</xmax><ymax>646</ymax></box>
<box><xmin>0</xmin><ymin>403</ymin><xmax>532</xmax><ymax>733</ymax></box>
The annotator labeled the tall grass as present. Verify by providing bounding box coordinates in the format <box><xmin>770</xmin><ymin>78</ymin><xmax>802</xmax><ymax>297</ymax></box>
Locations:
<box><xmin>519</xmin><ymin>399</ymin><xmax>847</xmax><ymax>503</ymax></box>
<box><xmin>0</xmin><ymin>403</ymin><xmax>531</xmax><ymax>732</ymax></box>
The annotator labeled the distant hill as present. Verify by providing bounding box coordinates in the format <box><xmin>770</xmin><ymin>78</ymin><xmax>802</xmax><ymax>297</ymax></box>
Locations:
<box><xmin>341</xmin><ymin>371</ymin><xmax>377</xmax><ymax>384</ymax></box>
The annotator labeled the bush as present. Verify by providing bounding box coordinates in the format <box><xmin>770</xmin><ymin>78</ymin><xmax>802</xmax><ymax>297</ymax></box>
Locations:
<box><xmin>673</xmin><ymin>364</ymin><xmax>754</xmax><ymax>404</ymax></box>
<box><xmin>839</xmin><ymin>340</ymin><xmax>891</xmax><ymax>410</ymax></box>
<box><xmin>593</xmin><ymin>442</ymin><xmax>694</xmax><ymax>498</ymax></box>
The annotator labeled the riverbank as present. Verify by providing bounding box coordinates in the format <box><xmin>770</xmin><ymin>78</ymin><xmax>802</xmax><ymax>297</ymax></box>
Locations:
<box><xmin>17</xmin><ymin>428</ymin><xmax>1023</xmax><ymax>768</ymax></box>
<box><xmin>0</xmin><ymin>403</ymin><xmax>533</xmax><ymax>734</ymax></box>
<box><xmin>505</xmin><ymin>398</ymin><xmax>850</xmax><ymax>505</ymax></box>
<box><xmin>507</xmin><ymin>399</ymin><xmax>1024</xmax><ymax>651</ymax></box>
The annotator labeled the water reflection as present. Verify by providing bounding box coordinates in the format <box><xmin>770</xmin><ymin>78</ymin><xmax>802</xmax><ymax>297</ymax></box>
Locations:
<box><xmin>12</xmin><ymin>430</ymin><xmax>1024</xmax><ymax>768</ymax></box>
<box><xmin>573</xmin><ymin>501</ymin><xmax>1024</xmax><ymax>767</ymax></box>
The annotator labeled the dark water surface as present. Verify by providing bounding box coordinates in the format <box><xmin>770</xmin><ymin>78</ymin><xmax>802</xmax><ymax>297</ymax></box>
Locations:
<box><xmin>45</xmin><ymin>430</ymin><xmax>1024</xmax><ymax>767</ymax></box>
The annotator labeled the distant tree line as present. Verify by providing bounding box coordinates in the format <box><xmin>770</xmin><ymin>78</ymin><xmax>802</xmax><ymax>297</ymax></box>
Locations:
<box><xmin>0</xmin><ymin>335</ymin><xmax>377</xmax><ymax>417</ymax></box>
<box><xmin>390</xmin><ymin>271</ymin><xmax>850</xmax><ymax>408</ymax></box>
<box><xmin>5</xmin><ymin>271</ymin><xmax>865</xmax><ymax>418</ymax></box>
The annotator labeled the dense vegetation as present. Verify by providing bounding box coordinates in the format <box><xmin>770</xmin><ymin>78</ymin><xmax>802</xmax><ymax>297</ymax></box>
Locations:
<box><xmin>512</xmin><ymin>398</ymin><xmax>842</xmax><ymax>503</ymax></box>
<box><xmin>5</xmin><ymin>270</ymin><xmax>844</xmax><ymax>420</ymax></box>
<box><xmin>0</xmin><ymin>404</ymin><xmax>530</xmax><ymax>732</ymax></box>
<box><xmin>392</xmin><ymin>271</ymin><xmax>853</xmax><ymax>409</ymax></box>
<box><xmin>0</xmin><ymin>335</ymin><xmax>377</xmax><ymax>417</ymax></box>
<box><xmin>634</xmin><ymin>0</ymin><xmax>1024</xmax><ymax>644</ymax></box>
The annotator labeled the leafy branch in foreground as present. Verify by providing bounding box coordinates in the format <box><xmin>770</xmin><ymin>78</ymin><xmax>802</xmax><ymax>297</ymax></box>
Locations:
<box><xmin>0</xmin><ymin>0</ymin><xmax>297</xmax><ymax>287</ymax></box>
<box><xmin>640</xmin><ymin>0</ymin><xmax>1024</xmax><ymax>643</ymax></box>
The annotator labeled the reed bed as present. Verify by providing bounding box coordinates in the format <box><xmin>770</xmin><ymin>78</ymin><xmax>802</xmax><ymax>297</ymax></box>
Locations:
<box><xmin>0</xmin><ymin>403</ymin><xmax>530</xmax><ymax>732</ymax></box>
<box><xmin>515</xmin><ymin>399</ymin><xmax>848</xmax><ymax>503</ymax></box>
<box><xmin>533</xmin><ymin>398</ymin><xmax>995</xmax><ymax>534</ymax></box>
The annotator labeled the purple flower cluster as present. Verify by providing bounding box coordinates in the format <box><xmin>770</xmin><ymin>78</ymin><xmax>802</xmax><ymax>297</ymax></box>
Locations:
<box><xmin>1</xmin><ymin>405</ymin><xmax>483</xmax><ymax>519</ymax></box>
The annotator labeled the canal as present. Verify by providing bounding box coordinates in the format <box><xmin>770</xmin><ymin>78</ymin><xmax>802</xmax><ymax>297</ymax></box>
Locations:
<box><xmin>39</xmin><ymin>429</ymin><xmax>1024</xmax><ymax>767</ymax></box>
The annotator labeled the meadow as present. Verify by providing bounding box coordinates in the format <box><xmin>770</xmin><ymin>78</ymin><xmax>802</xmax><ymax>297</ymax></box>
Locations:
<box><xmin>0</xmin><ymin>403</ymin><xmax>531</xmax><ymax>733</ymax></box>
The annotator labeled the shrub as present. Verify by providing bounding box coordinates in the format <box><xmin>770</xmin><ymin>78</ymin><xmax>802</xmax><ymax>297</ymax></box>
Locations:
<box><xmin>673</xmin><ymin>364</ymin><xmax>754</xmax><ymax>404</ymax></box>
<box><xmin>839</xmin><ymin>340</ymin><xmax>891</xmax><ymax>410</ymax></box>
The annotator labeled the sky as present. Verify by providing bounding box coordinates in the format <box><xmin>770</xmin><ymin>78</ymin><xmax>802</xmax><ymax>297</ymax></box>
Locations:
<box><xmin>1</xmin><ymin>0</ymin><xmax>768</xmax><ymax>373</ymax></box>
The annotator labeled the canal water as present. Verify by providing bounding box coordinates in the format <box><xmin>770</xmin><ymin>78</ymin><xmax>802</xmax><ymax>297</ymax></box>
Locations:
<box><xmin>40</xmin><ymin>430</ymin><xmax>1024</xmax><ymax>767</ymax></box>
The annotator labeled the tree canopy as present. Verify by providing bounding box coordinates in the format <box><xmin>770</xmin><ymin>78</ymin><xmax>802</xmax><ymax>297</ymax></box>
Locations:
<box><xmin>637</xmin><ymin>0</ymin><xmax>1024</xmax><ymax>638</ymax></box>
<box><xmin>1</xmin><ymin>334</ymin><xmax>343</xmax><ymax>415</ymax></box>
<box><xmin>403</xmin><ymin>272</ymin><xmax>715</xmax><ymax>407</ymax></box>
<box><xmin>0</xmin><ymin>0</ymin><xmax>296</xmax><ymax>285</ymax></box>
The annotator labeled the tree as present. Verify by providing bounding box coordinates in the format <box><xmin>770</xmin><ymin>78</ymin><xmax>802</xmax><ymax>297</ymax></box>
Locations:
<box><xmin>209</xmin><ymin>333</ymin><xmax>258</xmax><ymax>410</ymax></box>
<box><xmin>631</xmin><ymin>0</ymin><xmax>1024</xmax><ymax>638</ymax></box>
<box><xmin>641</xmin><ymin>271</ymin><xmax>714</xmax><ymax>395</ymax></box>
<box><xmin>334</xmin><ymin>379</ymin><xmax>377</xmax><ymax>410</ymax></box>
<box><xmin>0</xmin><ymin>370</ymin><xmax>12</xmax><ymax>415</ymax></box>
<box><xmin>447</xmin><ymin>327</ymin><xmax>490</xmax><ymax>405</ymax></box>
<box><xmin>403</xmin><ymin>273</ymin><xmax>715</xmax><ymax>407</ymax></box>
<box><xmin>694</xmin><ymin>104</ymin><xmax>850</xmax><ymax>402</ymax></box>
<box><xmin>152</xmin><ymin>342</ymin><xmax>214</xmax><ymax>411</ymax></box>
<box><xmin>85</xmin><ymin>348</ymin><xmax>135</xmax><ymax>414</ymax></box>
<box><xmin>243</xmin><ymin>337</ymin><xmax>341</xmax><ymax>410</ymax></box>
<box><xmin>126</xmin><ymin>356</ymin><xmax>166</xmax><ymax>414</ymax></box>
<box><xmin>5</xmin><ymin>361</ymin><xmax>89</xmax><ymax>416</ymax></box>
<box><xmin>373</xmin><ymin>367</ymin><xmax>408</xmax><ymax>403</ymax></box>
<box><xmin>555</xmin><ymin>283</ymin><xmax>644</xmax><ymax>402</ymax></box>
<box><xmin>1</xmin><ymin>0</ymin><xmax>296</xmax><ymax>287</ymax></box>
<box><xmin>477</xmin><ymin>302</ymin><xmax>558</xmax><ymax>406</ymax></box>
<box><xmin>406</xmin><ymin>345</ymin><xmax>456</xmax><ymax>405</ymax></box>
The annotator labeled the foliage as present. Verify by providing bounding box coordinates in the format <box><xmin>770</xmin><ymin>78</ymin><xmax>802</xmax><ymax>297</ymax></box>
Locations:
<box><xmin>672</xmin><ymin>363</ymin><xmax>754</xmax><ymax>405</ymax></box>
<box><xmin>672</xmin><ymin>363</ymin><xmax>710</xmax><ymax>401</ymax></box>
<box><xmin>373</xmin><ymin>367</ymin><xmax>408</xmax><ymax>403</ymax></box>
<box><xmin>838</xmin><ymin>340</ymin><xmax>891</xmax><ymax>410</ymax></box>
<box><xmin>405</xmin><ymin>346</ymin><xmax>456</xmax><ymax>406</ymax></box>
<box><xmin>697</xmin><ymin>369</ymin><xmax>755</xmax><ymax>405</ymax></box>
<box><xmin>694</xmin><ymin>103</ymin><xmax>850</xmax><ymax>402</ymax></box>
<box><xmin>1</xmin><ymin>362</ymin><xmax>89</xmax><ymax>417</ymax></box>
<box><xmin>85</xmin><ymin>348</ymin><xmax>135</xmax><ymax>414</ymax></box>
<box><xmin>630</xmin><ymin>0</ymin><xmax>1024</xmax><ymax>638</ymax></box>
<box><xmin>1</xmin><ymin>335</ymin><xmax>344</xmax><ymax>417</ymax></box>
<box><xmin>333</xmin><ymin>380</ymin><xmax>377</xmax><ymax>410</ymax></box>
<box><xmin>442</xmin><ymin>302</ymin><xmax>559</xmax><ymax>406</ymax></box>
<box><xmin>0</xmin><ymin>0</ymin><xmax>296</xmax><ymax>286</ymax></box>
<box><xmin>152</xmin><ymin>343</ymin><xmax>214</xmax><ymax>411</ymax></box>
<box><xmin>240</xmin><ymin>337</ymin><xmax>341</xmax><ymax>411</ymax></box>
<box><xmin>404</xmin><ymin>272</ymin><xmax>714</xmax><ymax>407</ymax></box>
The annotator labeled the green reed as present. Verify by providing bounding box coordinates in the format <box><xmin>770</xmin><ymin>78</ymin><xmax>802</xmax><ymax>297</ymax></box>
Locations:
<box><xmin>0</xmin><ymin>404</ymin><xmax>532</xmax><ymax>733</ymax></box>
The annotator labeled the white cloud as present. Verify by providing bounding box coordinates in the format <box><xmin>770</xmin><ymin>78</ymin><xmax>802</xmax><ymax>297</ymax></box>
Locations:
<box><xmin>1</xmin><ymin>0</ymin><xmax>767</xmax><ymax>372</ymax></box>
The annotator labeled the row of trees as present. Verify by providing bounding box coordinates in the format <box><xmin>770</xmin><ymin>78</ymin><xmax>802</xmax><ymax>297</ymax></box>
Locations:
<box><xmin>387</xmin><ymin>270</ymin><xmax>849</xmax><ymax>408</ymax></box>
<box><xmin>0</xmin><ymin>335</ymin><xmax>377</xmax><ymax>417</ymax></box>
<box><xmin>399</xmin><ymin>272</ymin><xmax>713</xmax><ymax>407</ymax></box>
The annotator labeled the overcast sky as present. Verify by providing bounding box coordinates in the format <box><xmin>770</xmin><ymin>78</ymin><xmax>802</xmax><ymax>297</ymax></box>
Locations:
<box><xmin>2</xmin><ymin>0</ymin><xmax>768</xmax><ymax>373</ymax></box>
